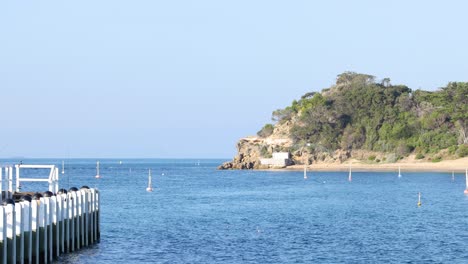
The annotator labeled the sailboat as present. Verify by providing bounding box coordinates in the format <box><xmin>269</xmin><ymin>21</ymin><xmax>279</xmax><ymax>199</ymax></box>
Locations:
<box><xmin>464</xmin><ymin>169</ymin><xmax>468</xmax><ymax>195</ymax></box>
<box><xmin>417</xmin><ymin>192</ymin><xmax>422</xmax><ymax>207</ymax></box>
<box><xmin>95</xmin><ymin>161</ymin><xmax>101</xmax><ymax>179</ymax></box>
<box><xmin>62</xmin><ymin>160</ymin><xmax>65</xmax><ymax>174</ymax></box>
<box><xmin>146</xmin><ymin>169</ymin><xmax>153</xmax><ymax>192</ymax></box>
<box><xmin>398</xmin><ymin>166</ymin><xmax>402</xmax><ymax>178</ymax></box>
<box><xmin>348</xmin><ymin>164</ymin><xmax>352</xmax><ymax>182</ymax></box>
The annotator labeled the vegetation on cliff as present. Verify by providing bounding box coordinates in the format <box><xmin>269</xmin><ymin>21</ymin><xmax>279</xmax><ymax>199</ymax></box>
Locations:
<box><xmin>264</xmin><ymin>72</ymin><xmax>468</xmax><ymax>159</ymax></box>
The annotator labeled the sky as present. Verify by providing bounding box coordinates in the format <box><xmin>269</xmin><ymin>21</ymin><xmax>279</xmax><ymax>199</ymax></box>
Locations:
<box><xmin>0</xmin><ymin>1</ymin><xmax>467</xmax><ymax>159</ymax></box>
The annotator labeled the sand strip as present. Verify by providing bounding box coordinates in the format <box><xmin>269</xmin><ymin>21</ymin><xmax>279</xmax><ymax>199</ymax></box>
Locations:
<box><xmin>282</xmin><ymin>157</ymin><xmax>468</xmax><ymax>173</ymax></box>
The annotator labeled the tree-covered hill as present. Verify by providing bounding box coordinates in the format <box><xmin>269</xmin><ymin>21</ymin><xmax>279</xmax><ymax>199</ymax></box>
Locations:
<box><xmin>264</xmin><ymin>72</ymin><xmax>468</xmax><ymax>160</ymax></box>
<box><xmin>220</xmin><ymin>72</ymin><xmax>467</xmax><ymax>170</ymax></box>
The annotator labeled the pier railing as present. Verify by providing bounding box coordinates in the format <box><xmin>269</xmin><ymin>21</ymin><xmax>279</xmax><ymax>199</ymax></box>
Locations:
<box><xmin>0</xmin><ymin>165</ymin><xmax>100</xmax><ymax>264</ymax></box>
<box><xmin>0</xmin><ymin>165</ymin><xmax>59</xmax><ymax>201</ymax></box>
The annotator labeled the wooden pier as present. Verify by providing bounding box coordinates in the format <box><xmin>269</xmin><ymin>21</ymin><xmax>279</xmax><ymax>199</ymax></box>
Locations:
<box><xmin>0</xmin><ymin>165</ymin><xmax>100</xmax><ymax>264</ymax></box>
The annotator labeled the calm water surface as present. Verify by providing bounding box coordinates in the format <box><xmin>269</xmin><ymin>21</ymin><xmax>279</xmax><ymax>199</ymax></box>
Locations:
<box><xmin>6</xmin><ymin>159</ymin><xmax>468</xmax><ymax>263</ymax></box>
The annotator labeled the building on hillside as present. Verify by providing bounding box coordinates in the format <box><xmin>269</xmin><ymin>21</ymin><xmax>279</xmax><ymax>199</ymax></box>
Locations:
<box><xmin>260</xmin><ymin>152</ymin><xmax>292</xmax><ymax>167</ymax></box>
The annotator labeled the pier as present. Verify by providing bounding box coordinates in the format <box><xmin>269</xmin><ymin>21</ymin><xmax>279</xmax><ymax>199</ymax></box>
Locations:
<box><xmin>0</xmin><ymin>164</ymin><xmax>100</xmax><ymax>263</ymax></box>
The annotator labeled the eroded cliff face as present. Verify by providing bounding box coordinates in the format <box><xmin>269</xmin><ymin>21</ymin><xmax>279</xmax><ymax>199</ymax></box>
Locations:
<box><xmin>218</xmin><ymin>121</ymin><xmax>294</xmax><ymax>169</ymax></box>
<box><xmin>218</xmin><ymin>137</ymin><xmax>263</xmax><ymax>169</ymax></box>
<box><xmin>218</xmin><ymin>120</ymin><xmax>355</xmax><ymax>170</ymax></box>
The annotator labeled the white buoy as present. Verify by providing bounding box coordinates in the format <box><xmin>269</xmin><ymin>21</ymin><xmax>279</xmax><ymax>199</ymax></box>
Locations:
<box><xmin>146</xmin><ymin>169</ymin><xmax>153</xmax><ymax>192</ymax></box>
<box><xmin>303</xmin><ymin>143</ymin><xmax>311</xmax><ymax>180</ymax></box>
<box><xmin>95</xmin><ymin>161</ymin><xmax>101</xmax><ymax>179</ymax></box>
<box><xmin>464</xmin><ymin>169</ymin><xmax>468</xmax><ymax>195</ymax></box>
<box><xmin>348</xmin><ymin>164</ymin><xmax>352</xmax><ymax>182</ymax></box>
<box><xmin>119</xmin><ymin>161</ymin><xmax>122</xmax><ymax>165</ymax></box>
<box><xmin>398</xmin><ymin>165</ymin><xmax>402</xmax><ymax>178</ymax></box>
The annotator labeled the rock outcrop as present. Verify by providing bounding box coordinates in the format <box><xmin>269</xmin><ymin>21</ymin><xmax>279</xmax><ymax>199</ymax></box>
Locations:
<box><xmin>218</xmin><ymin>121</ymin><xmax>294</xmax><ymax>170</ymax></box>
<box><xmin>218</xmin><ymin>137</ymin><xmax>263</xmax><ymax>169</ymax></box>
<box><xmin>218</xmin><ymin>120</ymin><xmax>371</xmax><ymax>170</ymax></box>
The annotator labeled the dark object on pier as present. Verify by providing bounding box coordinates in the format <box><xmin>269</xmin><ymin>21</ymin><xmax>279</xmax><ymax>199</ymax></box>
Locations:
<box><xmin>3</xmin><ymin>198</ymin><xmax>15</xmax><ymax>206</ymax></box>
<box><xmin>43</xmin><ymin>191</ymin><xmax>54</xmax><ymax>197</ymax></box>
<box><xmin>20</xmin><ymin>195</ymin><xmax>32</xmax><ymax>202</ymax></box>
<box><xmin>69</xmin><ymin>187</ymin><xmax>79</xmax><ymax>192</ymax></box>
<box><xmin>57</xmin><ymin>188</ymin><xmax>68</xmax><ymax>194</ymax></box>
<box><xmin>32</xmin><ymin>192</ymin><xmax>43</xmax><ymax>200</ymax></box>
<box><xmin>81</xmin><ymin>185</ymin><xmax>90</xmax><ymax>189</ymax></box>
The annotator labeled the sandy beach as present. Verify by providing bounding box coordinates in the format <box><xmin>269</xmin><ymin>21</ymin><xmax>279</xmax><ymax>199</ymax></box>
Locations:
<box><xmin>285</xmin><ymin>156</ymin><xmax>468</xmax><ymax>173</ymax></box>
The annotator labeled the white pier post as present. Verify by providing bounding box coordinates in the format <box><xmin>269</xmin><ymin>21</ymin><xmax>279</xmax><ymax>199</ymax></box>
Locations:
<box><xmin>89</xmin><ymin>189</ymin><xmax>95</xmax><ymax>244</ymax></box>
<box><xmin>76</xmin><ymin>191</ymin><xmax>81</xmax><ymax>249</ymax></box>
<box><xmin>81</xmin><ymin>190</ymin><xmax>88</xmax><ymax>247</ymax></box>
<box><xmin>69</xmin><ymin>192</ymin><xmax>75</xmax><ymax>252</ymax></box>
<box><xmin>59</xmin><ymin>194</ymin><xmax>65</xmax><ymax>254</ymax></box>
<box><xmin>7</xmin><ymin>167</ymin><xmax>13</xmax><ymax>199</ymax></box>
<box><xmin>63</xmin><ymin>193</ymin><xmax>69</xmax><ymax>253</ymax></box>
<box><xmin>4</xmin><ymin>167</ymin><xmax>8</xmax><ymax>198</ymax></box>
<box><xmin>9</xmin><ymin>167</ymin><xmax>13</xmax><ymax>199</ymax></box>
<box><xmin>21</xmin><ymin>200</ymin><xmax>32</xmax><ymax>264</ymax></box>
<box><xmin>55</xmin><ymin>195</ymin><xmax>62</xmax><ymax>255</ymax></box>
<box><xmin>38</xmin><ymin>197</ymin><xmax>48</xmax><ymax>264</ymax></box>
<box><xmin>15</xmin><ymin>165</ymin><xmax>20</xmax><ymax>193</ymax></box>
<box><xmin>56</xmin><ymin>169</ymin><xmax>59</xmax><ymax>194</ymax></box>
<box><xmin>97</xmin><ymin>190</ymin><xmax>100</xmax><ymax>242</ymax></box>
<box><xmin>31</xmin><ymin>199</ymin><xmax>39</xmax><ymax>264</ymax></box>
<box><xmin>47</xmin><ymin>198</ymin><xmax>53</xmax><ymax>263</ymax></box>
<box><xmin>51</xmin><ymin>195</ymin><xmax>59</xmax><ymax>258</ymax></box>
<box><xmin>6</xmin><ymin>203</ymin><xmax>16</xmax><ymax>264</ymax></box>
<box><xmin>1</xmin><ymin>206</ymin><xmax>7</xmax><ymax>264</ymax></box>
<box><xmin>0</xmin><ymin>167</ymin><xmax>3</xmax><ymax>204</ymax></box>
<box><xmin>15</xmin><ymin>203</ymin><xmax>23</xmax><ymax>264</ymax></box>
<box><xmin>49</xmin><ymin>168</ymin><xmax>59</xmax><ymax>194</ymax></box>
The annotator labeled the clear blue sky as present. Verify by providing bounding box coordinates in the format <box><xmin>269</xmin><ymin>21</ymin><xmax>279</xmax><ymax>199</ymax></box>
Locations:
<box><xmin>1</xmin><ymin>1</ymin><xmax>467</xmax><ymax>158</ymax></box>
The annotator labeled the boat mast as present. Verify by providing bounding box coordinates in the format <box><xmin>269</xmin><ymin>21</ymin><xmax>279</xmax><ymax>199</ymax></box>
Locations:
<box><xmin>348</xmin><ymin>164</ymin><xmax>352</xmax><ymax>182</ymax></box>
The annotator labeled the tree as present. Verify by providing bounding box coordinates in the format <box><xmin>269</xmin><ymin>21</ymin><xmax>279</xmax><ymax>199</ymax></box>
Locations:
<box><xmin>257</xmin><ymin>124</ymin><xmax>274</xmax><ymax>138</ymax></box>
<box><xmin>381</xmin><ymin>78</ymin><xmax>391</xmax><ymax>87</ymax></box>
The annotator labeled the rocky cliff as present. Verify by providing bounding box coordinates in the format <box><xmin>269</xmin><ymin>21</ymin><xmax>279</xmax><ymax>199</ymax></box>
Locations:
<box><xmin>217</xmin><ymin>119</ymin><xmax>355</xmax><ymax>169</ymax></box>
<box><xmin>218</xmin><ymin>121</ymin><xmax>293</xmax><ymax>169</ymax></box>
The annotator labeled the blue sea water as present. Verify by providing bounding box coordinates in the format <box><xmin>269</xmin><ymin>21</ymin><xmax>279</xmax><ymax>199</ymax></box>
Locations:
<box><xmin>5</xmin><ymin>159</ymin><xmax>468</xmax><ymax>263</ymax></box>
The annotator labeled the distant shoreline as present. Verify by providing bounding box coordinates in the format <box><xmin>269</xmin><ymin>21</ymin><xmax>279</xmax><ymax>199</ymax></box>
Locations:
<box><xmin>272</xmin><ymin>157</ymin><xmax>468</xmax><ymax>173</ymax></box>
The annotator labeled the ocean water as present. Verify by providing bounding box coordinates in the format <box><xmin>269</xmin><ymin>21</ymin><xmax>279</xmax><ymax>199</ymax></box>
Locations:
<box><xmin>5</xmin><ymin>159</ymin><xmax>468</xmax><ymax>263</ymax></box>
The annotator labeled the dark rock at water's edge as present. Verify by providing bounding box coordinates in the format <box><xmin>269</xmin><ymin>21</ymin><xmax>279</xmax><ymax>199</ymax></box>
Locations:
<box><xmin>217</xmin><ymin>160</ymin><xmax>259</xmax><ymax>170</ymax></box>
<box><xmin>217</xmin><ymin>136</ymin><xmax>275</xmax><ymax>170</ymax></box>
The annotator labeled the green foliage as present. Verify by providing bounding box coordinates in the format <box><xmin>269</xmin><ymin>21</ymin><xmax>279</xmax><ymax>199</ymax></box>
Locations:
<box><xmin>272</xmin><ymin>107</ymin><xmax>295</xmax><ymax>123</ymax></box>
<box><xmin>432</xmin><ymin>156</ymin><xmax>442</xmax><ymax>163</ymax></box>
<box><xmin>448</xmin><ymin>145</ymin><xmax>458</xmax><ymax>155</ymax></box>
<box><xmin>457</xmin><ymin>144</ymin><xmax>468</xmax><ymax>157</ymax></box>
<box><xmin>368</xmin><ymin>155</ymin><xmax>376</xmax><ymax>161</ymax></box>
<box><xmin>263</xmin><ymin>72</ymin><xmax>467</xmax><ymax>158</ymax></box>
<box><xmin>415</xmin><ymin>153</ymin><xmax>425</xmax><ymax>159</ymax></box>
<box><xmin>260</xmin><ymin>146</ymin><xmax>272</xmax><ymax>158</ymax></box>
<box><xmin>257</xmin><ymin>124</ymin><xmax>274</xmax><ymax>138</ymax></box>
